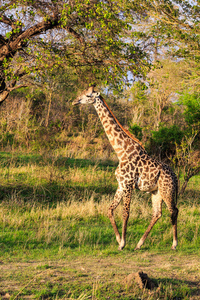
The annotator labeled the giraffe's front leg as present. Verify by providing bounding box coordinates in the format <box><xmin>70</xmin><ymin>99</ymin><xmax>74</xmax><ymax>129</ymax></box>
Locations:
<box><xmin>118</xmin><ymin>186</ymin><xmax>132</xmax><ymax>250</ymax></box>
<box><xmin>108</xmin><ymin>187</ymin><xmax>124</xmax><ymax>247</ymax></box>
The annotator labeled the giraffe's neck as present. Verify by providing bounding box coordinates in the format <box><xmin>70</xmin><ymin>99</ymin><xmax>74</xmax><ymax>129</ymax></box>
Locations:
<box><xmin>93</xmin><ymin>96</ymin><xmax>144</xmax><ymax>160</ymax></box>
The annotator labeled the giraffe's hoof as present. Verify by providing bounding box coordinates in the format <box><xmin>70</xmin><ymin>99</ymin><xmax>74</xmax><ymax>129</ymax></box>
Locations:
<box><xmin>134</xmin><ymin>246</ymin><xmax>141</xmax><ymax>251</ymax></box>
<box><xmin>171</xmin><ymin>245</ymin><xmax>177</xmax><ymax>250</ymax></box>
<box><xmin>118</xmin><ymin>246</ymin><xmax>124</xmax><ymax>251</ymax></box>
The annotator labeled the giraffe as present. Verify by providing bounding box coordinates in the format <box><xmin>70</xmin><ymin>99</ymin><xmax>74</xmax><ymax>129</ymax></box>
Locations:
<box><xmin>72</xmin><ymin>86</ymin><xmax>179</xmax><ymax>251</ymax></box>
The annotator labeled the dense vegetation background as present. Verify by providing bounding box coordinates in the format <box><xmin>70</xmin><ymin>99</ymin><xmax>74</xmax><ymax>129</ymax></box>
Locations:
<box><xmin>1</xmin><ymin>1</ymin><xmax>200</xmax><ymax>194</ymax></box>
<box><xmin>1</xmin><ymin>0</ymin><xmax>200</xmax><ymax>192</ymax></box>
<box><xmin>0</xmin><ymin>2</ymin><xmax>200</xmax><ymax>299</ymax></box>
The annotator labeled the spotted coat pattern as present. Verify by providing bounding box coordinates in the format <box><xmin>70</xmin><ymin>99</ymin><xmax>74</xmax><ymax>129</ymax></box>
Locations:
<box><xmin>73</xmin><ymin>87</ymin><xmax>179</xmax><ymax>250</ymax></box>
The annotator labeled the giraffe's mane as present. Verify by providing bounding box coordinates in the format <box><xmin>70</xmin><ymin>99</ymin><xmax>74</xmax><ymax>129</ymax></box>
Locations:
<box><xmin>100</xmin><ymin>96</ymin><xmax>145</xmax><ymax>149</ymax></box>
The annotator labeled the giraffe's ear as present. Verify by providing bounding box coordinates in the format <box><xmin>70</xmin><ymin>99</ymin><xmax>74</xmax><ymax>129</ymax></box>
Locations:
<box><xmin>87</xmin><ymin>84</ymin><xmax>96</xmax><ymax>94</ymax></box>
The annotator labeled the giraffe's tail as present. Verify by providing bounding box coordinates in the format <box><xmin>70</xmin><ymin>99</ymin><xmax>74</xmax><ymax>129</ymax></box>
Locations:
<box><xmin>175</xmin><ymin>178</ymin><xmax>179</xmax><ymax>205</ymax></box>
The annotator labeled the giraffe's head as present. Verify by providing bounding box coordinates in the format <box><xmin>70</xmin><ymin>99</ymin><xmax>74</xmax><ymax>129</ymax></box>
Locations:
<box><xmin>72</xmin><ymin>86</ymin><xmax>100</xmax><ymax>105</ymax></box>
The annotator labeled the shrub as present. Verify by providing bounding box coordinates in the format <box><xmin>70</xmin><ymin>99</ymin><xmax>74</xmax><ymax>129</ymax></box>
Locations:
<box><xmin>149</xmin><ymin>125</ymin><xmax>184</xmax><ymax>160</ymax></box>
<box><xmin>129</xmin><ymin>124</ymin><xmax>143</xmax><ymax>140</ymax></box>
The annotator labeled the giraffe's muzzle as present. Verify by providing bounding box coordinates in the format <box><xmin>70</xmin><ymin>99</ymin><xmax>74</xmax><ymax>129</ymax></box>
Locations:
<box><xmin>72</xmin><ymin>99</ymin><xmax>80</xmax><ymax>105</ymax></box>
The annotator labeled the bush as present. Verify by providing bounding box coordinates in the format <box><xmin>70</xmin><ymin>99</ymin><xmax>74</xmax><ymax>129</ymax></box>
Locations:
<box><xmin>179</xmin><ymin>92</ymin><xmax>200</xmax><ymax>127</ymax></box>
<box><xmin>129</xmin><ymin>124</ymin><xmax>143</xmax><ymax>140</ymax></box>
<box><xmin>149</xmin><ymin>125</ymin><xmax>184</xmax><ymax>160</ymax></box>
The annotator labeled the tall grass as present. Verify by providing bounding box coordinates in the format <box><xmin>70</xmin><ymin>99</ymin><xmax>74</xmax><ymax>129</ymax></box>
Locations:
<box><xmin>0</xmin><ymin>152</ymin><xmax>199</xmax><ymax>299</ymax></box>
<box><xmin>0</xmin><ymin>151</ymin><xmax>199</xmax><ymax>260</ymax></box>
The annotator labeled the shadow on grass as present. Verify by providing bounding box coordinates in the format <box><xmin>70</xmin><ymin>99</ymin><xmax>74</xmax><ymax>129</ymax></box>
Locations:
<box><xmin>178</xmin><ymin>189</ymin><xmax>200</xmax><ymax>205</ymax></box>
<box><xmin>1</xmin><ymin>151</ymin><xmax>200</xmax><ymax>206</ymax></box>
<box><xmin>157</xmin><ymin>277</ymin><xmax>199</xmax><ymax>299</ymax></box>
<box><xmin>0</xmin><ymin>151</ymin><xmax>117</xmax><ymax>170</ymax></box>
<box><xmin>0</xmin><ymin>181</ymin><xmax>116</xmax><ymax>204</ymax></box>
<box><xmin>0</xmin><ymin>151</ymin><xmax>118</xmax><ymax>204</ymax></box>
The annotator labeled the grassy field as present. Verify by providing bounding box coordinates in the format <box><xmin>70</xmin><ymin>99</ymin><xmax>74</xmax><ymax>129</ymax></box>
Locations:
<box><xmin>0</xmin><ymin>151</ymin><xmax>200</xmax><ymax>299</ymax></box>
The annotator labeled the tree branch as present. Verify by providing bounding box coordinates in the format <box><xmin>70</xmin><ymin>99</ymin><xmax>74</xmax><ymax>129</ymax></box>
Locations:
<box><xmin>0</xmin><ymin>14</ymin><xmax>17</xmax><ymax>29</ymax></box>
<box><xmin>0</xmin><ymin>90</ymin><xmax>9</xmax><ymax>104</ymax></box>
<box><xmin>0</xmin><ymin>14</ymin><xmax>60</xmax><ymax>62</ymax></box>
<box><xmin>9</xmin><ymin>84</ymin><xmax>29</xmax><ymax>91</ymax></box>
<box><xmin>65</xmin><ymin>25</ymin><xmax>85</xmax><ymax>44</ymax></box>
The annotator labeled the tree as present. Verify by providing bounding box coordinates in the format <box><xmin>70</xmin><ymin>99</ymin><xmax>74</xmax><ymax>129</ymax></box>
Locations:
<box><xmin>172</xmin><ymin>132</ymin><xmax>200</xmax><ymax>195</ymax></box>
<box><xmin>150</xmin><ymin>124</ymin><xmax>184</xmax><ymax>160</ymax></box>
<box><xmin>179</xmin><ymin>92</ymin><xmax>200</xmax><ymax>129</ymax></box>
<box><xmin>133</xmin><ymin>1</ymin><xmax>200</xmax><ymax>61</ymax></box>
<box><xmin>147</xmin><ymin>60</ymin><xmax>188</xmax><ymax>129</ymax></box>
<box><xmin>0</xmin><ymin>0</ymin><xmax>152</xmax><ymax>104</ymax></box>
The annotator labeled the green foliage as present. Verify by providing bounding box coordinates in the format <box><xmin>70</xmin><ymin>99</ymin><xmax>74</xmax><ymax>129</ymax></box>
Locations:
<box><xmin>179</xmin><ymin>92</ymin><xmax>200</xmax><ymax>127</ymax></box>
<box><xmin>129</xmin><ymin>124</ymin><xmax>143</xmax><ymax>140</ymax></box>
<box><xmin>0</xmin><ymin>0</ymin><xmax>152</xmax><ymax>102</ymax></box>
<box><xmin>150</xmin><ymin>125</ymin><xmax>184</xmax><ymax>158</ymax></box>
<box><xmin>0</xmin><ymin>132</ymin><xmax>15</xmax><ymax>147</ymax></box>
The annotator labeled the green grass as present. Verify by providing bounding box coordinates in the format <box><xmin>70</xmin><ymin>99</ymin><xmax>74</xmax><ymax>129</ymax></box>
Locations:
<box><xmin>0</xmin><ymin>151</ymin><xmax>200</xmax><ymax>299</ymax></box>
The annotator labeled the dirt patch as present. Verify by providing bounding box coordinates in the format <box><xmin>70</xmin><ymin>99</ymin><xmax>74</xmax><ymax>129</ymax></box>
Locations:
<box><xmin>125</xmin><ymin>271</ymin><xmax>157</xmax><ymax>290</ymax></box>
<box><xmin>0</xmin><ymin>252</ymin><xmax>200</xmax><ymax>299</ymax></box>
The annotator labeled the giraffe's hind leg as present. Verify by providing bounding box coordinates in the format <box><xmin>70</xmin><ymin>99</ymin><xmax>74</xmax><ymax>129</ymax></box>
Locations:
<box><xmin>135</xmin><ymin>190</ymin><xmax>162</xmax><ymax>250</ymax></box>
<box><xmin>163</xmin><ymin>195</ymin><xmax>178</xmax><ymax>250</ymax></box>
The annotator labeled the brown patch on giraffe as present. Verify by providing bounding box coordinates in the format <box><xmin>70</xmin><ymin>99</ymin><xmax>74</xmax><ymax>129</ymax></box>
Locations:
<box><xmin>106</xmin><ymin>128</ymin><xmax>112</xmax><ymax>136</ymax></box>
<box><xmin>117</xmin><ymin>139</ymin><xmax>122</xmax><ymax>146</ymax></box>
<box><xmin>133</xmin><ymin>150</ymin><xmax>139</xmax><ymax>156</ymax></box>
<box><xmin>110</xmin><ymin>139</ymin><xmax>115</xmax><ymax>147</ymax></box>
<box><xmin>114</xmin><ymin>127</ymin><xmax>121</xmax><ymax>133</ymax></box>
<box><xmin>119</xmin><ymin>133</ymin><xmax>124</xmax><ymax>140</ymax></box>
<box><xmin>101</xmin><ymin>113</ymin><xmax>106</xmax><ymax>119</ymax></box>
<box><xmin>120</xmin><ymin>161</ymin><xmax>128</xmax><ymax>168</ymax></box>
<box><xmin>124</xmin><ymin>139</ymin><xmax>131</xmax><ymax>150</ymax></box>
<box><xmin>150</xmin><ymin>172</ymin><xmax>155</xmax><ymax>179</ymax></box>
<box><xmin>102</xmin><ymin>119</ymin><xmax>108</xmax><ymax>125</ymax></box>
<box><xmin>126</xmin><ymin>145</ymin><xmax>135</xmax><ymax>154</ymax></box>
<box><xmin>121</xmin><ymin>154</ymin><xmax>128</xmax><ymax>161</ymax></box>
<box><xmin>126</xmin><ymin>165</ymin><xmax>130</xmax><ymax>172</ymax></box>
<box><xmin>109</xmin><ymin>120</ymin><xmax>115</xmax><ymax>126</ymax></box>
<box><xmin>115</xmin><ymin>147</ymin><xmax>122</xmax><ymax>153</ymax></box>
<box><xmin>120</xmin><ymin>169</ymin><xmax>126</xmax><ymax>175</ymax></box>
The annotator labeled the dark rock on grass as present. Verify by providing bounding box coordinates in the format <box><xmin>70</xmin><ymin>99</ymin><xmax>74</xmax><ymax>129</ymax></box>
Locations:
<box><xmin>125</xmin><ymin>271</ymin><xmax>157</xmax><ymax>290</ymax></box>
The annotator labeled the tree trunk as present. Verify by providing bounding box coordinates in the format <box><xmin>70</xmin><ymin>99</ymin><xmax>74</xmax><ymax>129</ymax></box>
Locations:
<box><xmin>45</xmin><ymin>92</ymin><xmax>52</xmax><ymax>127</ymax></box>
<box><xmin>0</xmin><ymin>65</ymin><xmax>8</xmax><ymax>104</ymax></box>
<box><xmin>179</xmin><ymin>178</ymin><xmax>190</xmax><ymax>195</ymax></box>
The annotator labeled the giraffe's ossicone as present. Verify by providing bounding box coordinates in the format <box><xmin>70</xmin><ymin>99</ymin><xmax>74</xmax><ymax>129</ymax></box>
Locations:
<box><xmin>73</xmin><ymin>86</ymin><xmax>179</xmax><ymax>251</ymax></box>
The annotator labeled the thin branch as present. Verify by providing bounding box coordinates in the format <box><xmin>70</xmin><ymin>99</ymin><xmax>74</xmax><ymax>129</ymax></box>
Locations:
<box><xmin>0</xmin><ymin>14</ymin><xmax>17</xmax><ymax>29</ymax></box>
<box><xmin>9</xmin><ymin>84</ymin><xmax>29</xmax><ymax>91</ymax></box>
<box><xmin>65</xmin><ymin>25</ymin><xmax>85</xmax><ymax>44</ymax></box>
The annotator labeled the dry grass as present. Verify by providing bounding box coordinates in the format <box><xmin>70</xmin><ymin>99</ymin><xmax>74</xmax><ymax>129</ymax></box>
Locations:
<box><xmin>0</xmin><ymin>152</ymin><xmax>199</xmax><ymax>299</ymax></box>
<box><xmin>1</xmin><ymin>188</ymin><xmax>199</xmax><ymax>252</ymax></box>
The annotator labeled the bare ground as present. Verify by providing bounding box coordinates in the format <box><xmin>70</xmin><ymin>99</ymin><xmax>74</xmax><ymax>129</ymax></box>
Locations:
<box><xmin>0</xmin><ymin>252</ymin><xmax>200</xmax><ymax>299</ymax></box>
